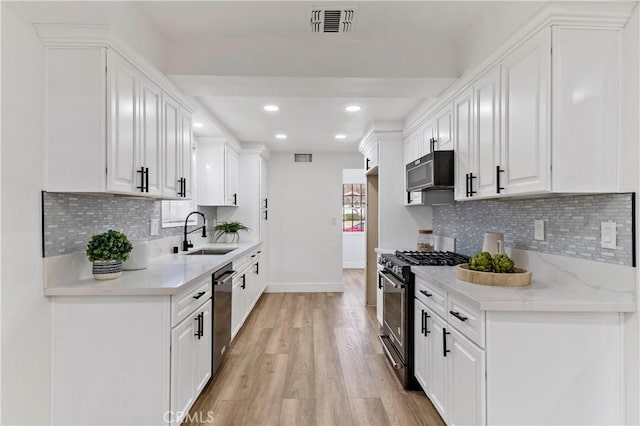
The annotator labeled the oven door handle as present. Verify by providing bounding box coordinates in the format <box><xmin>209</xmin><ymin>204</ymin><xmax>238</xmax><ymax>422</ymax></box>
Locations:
<box><xmin>379</xmin><ymin>335</ymin><xmax>403</xmax><ymax>370</ymax></box>
<box><xmin>379</xmin><ymin>270</ymin><xmax>405</xmax><ymax>289</ymax></box>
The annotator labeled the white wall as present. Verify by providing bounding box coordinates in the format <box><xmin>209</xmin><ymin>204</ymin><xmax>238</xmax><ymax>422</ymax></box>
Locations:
<box><xmin>1</xmin><ymin>5</ymin><xmax>50</xmax><ymax>424</ymax></box>
<box><xmin>267</xmin><ymin>152</ymin><xmax>362</xmax><ymax>292</ymax></box>
<box><xmin>342</xmin><ymin>169</ymin><xmax>365</xmax><ymax>269</ymax></box>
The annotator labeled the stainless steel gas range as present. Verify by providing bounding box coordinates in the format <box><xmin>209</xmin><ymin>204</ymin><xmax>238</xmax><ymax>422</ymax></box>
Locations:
<box><xmin>378</xmin><ymin>250</ymin><xmax>469</xmax><ymax>389</ymax></box>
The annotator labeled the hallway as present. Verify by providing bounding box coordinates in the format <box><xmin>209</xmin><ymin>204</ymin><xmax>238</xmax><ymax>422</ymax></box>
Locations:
<box><xmin>186</xmin><ymin>269</ymin><xmax>444</xmax><ymax>425</ymax></box>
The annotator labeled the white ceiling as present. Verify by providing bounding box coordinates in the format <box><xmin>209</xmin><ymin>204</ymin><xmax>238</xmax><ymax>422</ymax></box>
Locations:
<box><xmin>11</xmin><ymin>1</ymin><xmax>548</xmax><ymax>152</ymax></box>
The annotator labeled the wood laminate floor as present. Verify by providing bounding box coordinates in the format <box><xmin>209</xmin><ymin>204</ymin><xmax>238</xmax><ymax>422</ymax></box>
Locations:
<box><xmin>186</xmin><ymin>269</ymin><xmax>445</xmax><ymax>426</ymax></box>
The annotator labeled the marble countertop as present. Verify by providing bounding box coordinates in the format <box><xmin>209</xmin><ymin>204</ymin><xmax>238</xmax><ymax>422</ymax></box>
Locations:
<box><xmin>44</xmin><ymin>242</ymin><xmax>262</xmax><ymax>297</ymax></box>
<box><xmin>412</xmin><ymin>249</ymin><xmax>636</xmax><ymax>312</ymax></box>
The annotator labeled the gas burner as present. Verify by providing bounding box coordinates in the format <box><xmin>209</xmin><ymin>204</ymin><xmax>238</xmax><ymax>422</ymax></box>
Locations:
<box><xmin>394</xmin><ymin>250</ymin><xmax>470</xmax><ymax>266</ymax></box>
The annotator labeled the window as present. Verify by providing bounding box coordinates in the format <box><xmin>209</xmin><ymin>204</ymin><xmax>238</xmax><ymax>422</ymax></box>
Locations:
<box><xmin>343</xmin><ymin>183</ymin><xmax>365</xmax><ymax>232</ymax></box>
<box><xmin>161</xmin><ymin>200</ymin><xmax>197</xmax><ymax>228</ymax></box>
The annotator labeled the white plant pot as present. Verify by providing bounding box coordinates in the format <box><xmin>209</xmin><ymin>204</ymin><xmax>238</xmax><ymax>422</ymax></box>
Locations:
<box><xmin>92</xmin><ymin>260</ymin><xmax>123</xmax><ymax>280</ymax></box>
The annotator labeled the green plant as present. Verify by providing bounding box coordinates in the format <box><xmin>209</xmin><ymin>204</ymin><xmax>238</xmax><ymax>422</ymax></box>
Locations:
<box><xmin>212</xmin><ymin>221</ymin><xmax>249</xmax><ymax>242</ymax></box>
<box><xmin>86</xmin><ymin>230</ymin><xmax>133</xmax><ymax>262</ymax></box>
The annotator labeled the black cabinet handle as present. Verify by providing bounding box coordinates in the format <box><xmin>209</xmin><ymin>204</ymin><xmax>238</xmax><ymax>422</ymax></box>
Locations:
<box><xmin>145</xmin><ymin>167</ymin><xmax>149</xmax><ymax>193</ymax></box>
<box><xmin>465</xmin><ymin>173</ymin><xmax>470</xmax><ymax>197</ymax></box>
<box><xmin>193</xmin><ymin>291</ymin><xmax>206</xmax><ymax>300</ymax></box>
<box><xmin>366</xmin><ymin>158</ymin><xmax>370</xmax><ymax>169</ymax></box>
<box><xmin>496</xmin><ymin>166</ymin><xmax>504</xmax><ymax>194</ymax></box>
<box><xmin>443</xmin><ymin>328</ymin><xmax>450</xmax><ymax>357</ymax></box>
<box><xmin>194</xmin><ymin>313</ymin><xmax>202</xmax><ymax>339</ymax></box>
<box><xmin>199</xmin><ymin>313</ymin><xmax>204</xmax><ymax>338</ymax></box>
<box><xmin>421</xmin><ymin>309</ymin><xmax>426</xmax><ymax>335</ymax></box>
<box><xmin>378</xmin><ymin>276</ymin><xmax>383</xmax><ymax>290</ymax></box>
<box><xmin>264</xmin><ymin>198</ymin><xmax>268</xmax><ymax>209</ymax></box>
<box><xmin>430</xmin><ymin>137</ymin><xmax>436</xmax><ymax>153</ymax></box>
<box><xmin>241</xmin><ymin>274</ymin><xmax>246</xmax><ymax>289</ymax></box>
<box><xmin>407</xmin><ymin>192</ymin><xmax>411</xmax><ymax>204</ymax></box>
<box><xmin>264</xmin><ymin>210</ymin><xmax>268</xmax><ymax>221</ymax></box>
<box><xmin>424</xmin><ymin>312</ymin><xmax>430</xmax><ymax>336</ymax></box>
<box><xmin>233</xmin><ymin>193</ymin><xmax>237</xmax><ymax>205</ymax></box>
<box><xmin>450</xmin><ymin>310</ymin><xmax>468</xmax><ymax>322</ymax></box>
<box><xmin>419</xmin><ymin>290</ymin><xmax>432</xmax><ymax>298</ymax></box>
<box><xmin>177</xmin><ymin>178</ymin><xmax>184</xmax><ymax>197</ymax></box>
<box><xmin>137</xmin><ymin>167</ymin><xmax>146</xmax><ymax>192</ymax></box>
<box><xmin>255</xmin><ymin>262</ymin><xmax>259</xmax><ymax>275</ymax></box>
<box><xmin>469</xmin><ymin>173</ymin><xmax>477</xmax><ymax>196</ymax></box>
<box><xmin>183</xmin><ymin>178</ymin><xmax>187</xmax><ymax>197</ymax></box>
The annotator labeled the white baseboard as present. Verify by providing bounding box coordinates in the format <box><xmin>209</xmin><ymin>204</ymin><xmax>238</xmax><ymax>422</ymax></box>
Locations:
<box><xmin>342</xmin><ymin>262</ymin><xmax>365</xmax><ymax>269</ymax></box>
<box><xmin>265</xmin><ymin>282</ymin><xmax>344</xmax><ymax>293</ymax></box>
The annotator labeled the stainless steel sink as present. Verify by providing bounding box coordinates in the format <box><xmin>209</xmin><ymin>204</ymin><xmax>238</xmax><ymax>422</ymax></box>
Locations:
<box><xmin>186</xmin><ymin>249</ymin><xmax>234</xmax><ymax>256</ymax></box>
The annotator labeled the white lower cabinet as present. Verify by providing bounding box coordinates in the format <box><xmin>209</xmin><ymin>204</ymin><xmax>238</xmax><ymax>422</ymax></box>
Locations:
<box><xmin>231</xmin><ymin>249</ymin><xmax>266</xmax><ymax>340</ymax></box>
<box><xmin>415</xmin><ymin>295</ymin><xmax>486</xmax><ymax>425</ymax></box>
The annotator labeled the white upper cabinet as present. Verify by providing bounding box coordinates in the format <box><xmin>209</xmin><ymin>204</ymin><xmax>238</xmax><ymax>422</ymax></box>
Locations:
<box><xmin>404</xmin><ymin>13</ymin><xmax>625</xmax><ymax>201</ymax></box>
<box><xmin>454</xmin><ymin>87</ymin><xmax>475</xmax><ymax>200</ymax></box>
<box><xmin>107</xmin><ymin>50</ymin><xmax>139</xmax><ymax>194</ymax></box>
<box><xmin>362</xmin><ymin>135</ymin><xmax>379</xmax><ymax>172</ymax></box>
<box><xmin>474</xmin><ymin>66</ymin><xmax>502</xmax><ymax>198</ymax></box>
<box><xmin>43</xmin><ymin>44</ymin><xmax>194</xmax><ymax>198</ymax></box>
<box><xmin>139</xmin><ymin>76</ymin><xmax>163</xmax><ymax>196</ymax></box>
<box><xmin>197</xmin><ymin>141</ymin><xmax>240</xmax><ymax>206</ymax></box>
<box><xmin>499</xmin><ymin>28</ymin><xmax>551</xmax><ymax>196</ymax></box>
<box><xmin>434</xmin><ymin>105</ymin><xmax>453</xmax><ymax>151</ymax></box>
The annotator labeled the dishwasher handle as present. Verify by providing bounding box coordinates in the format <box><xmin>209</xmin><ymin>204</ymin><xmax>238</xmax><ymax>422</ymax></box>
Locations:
<box><xmin>214</xmin><ymin>270</ymin><xmax>235</xmax><ymax>285</ymax></box>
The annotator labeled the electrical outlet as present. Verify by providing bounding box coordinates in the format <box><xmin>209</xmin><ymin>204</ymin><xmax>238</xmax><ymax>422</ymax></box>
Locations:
<box><xmin>150</xmin><ymin>219</ymin><xmax>160</xmax><ymax>236</ymax></box>
<box><xmin>601</xmin><ymin>221</ymin><xmax>617</xmax><ymax>249</ymax></box>
<box><xmin>534</xmin><ymin>220</ymin><xmax>545</xmax><ymax>241</ymax></box>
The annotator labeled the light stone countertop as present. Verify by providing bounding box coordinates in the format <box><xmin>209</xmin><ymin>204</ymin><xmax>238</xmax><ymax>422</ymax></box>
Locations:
<box><xmin>412</xmin><ymin>249</ymin><xmax>636</xmax><ymax>313</ymax></box>
<box><xmin>44</xmin><ymin>241</ymin><xmax>262</xmax><ymax>297</ymax></box>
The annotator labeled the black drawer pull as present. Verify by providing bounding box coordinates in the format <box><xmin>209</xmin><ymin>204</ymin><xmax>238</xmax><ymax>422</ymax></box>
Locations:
<box><xmin>419</xmin><ymin>290</ymin><xmax>432</xmax><ymax>298</ymax></box>
<box><xmin>450</xmin><ymin>310</ymin><xmax>468</xmax><ymax>322</ymax></box>
<box><xmin>443</xmin><ymin>328</ymin><xmax>450</xmax><ymax>357</ymax></box>
<box><xmin>193</xmin><ymin>291</ymin><xmax>206</xmax><ymax>300</ymax></box>
<box><xmin>421</xmin><ymin>309</ymin><xmax>426</xmax><ymax>335</ymax></box>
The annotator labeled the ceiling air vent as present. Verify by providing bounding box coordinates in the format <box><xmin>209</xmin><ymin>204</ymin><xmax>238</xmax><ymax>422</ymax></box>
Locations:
<box><xmin>310</xmin><ymin>9</ymin><xmax>355</xmax><ymax>33</ymax></box>
<box><xmin>294</xmin><ymin>153</ymin><xmax>313</xmax><ymax>163</ymax></box>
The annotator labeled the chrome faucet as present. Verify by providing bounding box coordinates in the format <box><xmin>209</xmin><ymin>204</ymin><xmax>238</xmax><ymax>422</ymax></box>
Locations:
<box><xmin>183</xmin><ymin>211</ymin><xmax>207</xmax><ymax>252</ymax></box>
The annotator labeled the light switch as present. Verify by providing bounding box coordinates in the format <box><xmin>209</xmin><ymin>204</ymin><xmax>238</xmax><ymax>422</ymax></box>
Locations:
<box><xmin>601</xmin><ymin>221</ymin><xmax>616</xmax><ymax>249</ymax></box>
<box><xmin>150</xmin><ymin>219</ymin><xmax>160</xmax><ymax>236</ymax></box>
<box><xmin>534</xmin><ymin>220</ymin><xmax>545</xmax><ymax>241</ymax></box>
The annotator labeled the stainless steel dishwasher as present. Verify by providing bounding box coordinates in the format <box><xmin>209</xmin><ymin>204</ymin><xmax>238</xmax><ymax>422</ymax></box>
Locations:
<box><xmin>212</xmin><ymin>262</ymin><xmax>234</xmax><ymax>375</ymax></box>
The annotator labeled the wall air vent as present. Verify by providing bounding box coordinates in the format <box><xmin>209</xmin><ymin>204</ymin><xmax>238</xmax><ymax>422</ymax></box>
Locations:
<box><xmin>294</xmin><ymin>153</ymin><xmax>313</xmax><ymax>163</ymax></box>
<box><xmin>310</xmin><ymin>8</ymin><xmax>355</xmax><ymax>33</ymax></box>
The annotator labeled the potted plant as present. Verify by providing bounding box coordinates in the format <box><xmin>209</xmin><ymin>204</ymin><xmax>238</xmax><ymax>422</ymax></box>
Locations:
<box><xmin>212</xmin><ymin>221</ymin><xmax>249</xmax><ymax>244</ymax></box>
<box><xmin>86</xmin><ymin>230</ymin><xmax>133</xmax><ymax>280</ymax></box>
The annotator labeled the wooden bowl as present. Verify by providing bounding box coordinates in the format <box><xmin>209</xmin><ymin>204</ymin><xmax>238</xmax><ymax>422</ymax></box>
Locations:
<box><xmin>456</xmin><ymin>264</ymin><xmax>532</xmax><ymax>287</ymax></box>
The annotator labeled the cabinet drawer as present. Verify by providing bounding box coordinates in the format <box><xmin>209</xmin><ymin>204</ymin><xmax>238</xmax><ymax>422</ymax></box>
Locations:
<box><xmin>447</xmin><ymin>294</ymin><xmax>485</xmax><ymax>348</ymax></box>
<box><xmin>415</xmin><ymin>278</ymin><xmax>447</xmax><ymax>319</ymax></box>
<box><xmin>171</xmin><ymin>276</ymin><xmax>212</xmax><ymax>327</ymax></box>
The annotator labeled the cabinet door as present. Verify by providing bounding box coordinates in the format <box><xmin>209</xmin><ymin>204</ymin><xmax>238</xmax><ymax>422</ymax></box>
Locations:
<box><xmin>454</xmin><ymin>87</ymin><xmax>475</xmax><ymax>201</ymax></box>
<box><xmin>194</xmin><ymin>300</ymin><xmax>212</xmax><ymax>394</ymax></box>
<box><xmin>422</xmin><ymin>121</ymin><xmax>436</xmax><ymax>155</ymax></box>
<box><xmin>181</xmin><ymin>112</ymin><xmax>193</xmax><ymax>199</ymax></box>
<box><xmin>448</xmin><ymin>327</ymin><xmax>486</xmax><ymax>426</ymax></box>
<box><xmin>139</xmin><ymin>76</ymin><xmax>163</xmax><ymax>196</ymax></box>
<box><xmin>435</xmin><ymin>104</ymin><xmax>453</xmax><ymax>150</ymax></box>
<box><xmin>225</xmin><ymin>146</ymin><xmax>239</xmax><ymax>205</ymax></box>
<box><xmin>428</xmin><ymin>314</ymin><xmax>449</xmax><ymax>422</ymax></box>
<box><xmin>500</xmin><ymin>29</ymin><xmax>551</xmax><ymax>195</ymax></box>
<box><xmin>170</xmin><ymin>315</ymin><xmax>196</xmax><ymax>425</ymax></box>
<box><xmin>107</xmin><ymin>51</ymin><xmax>138</xmax><ymax>194</ymax></box>
<box><xmin>414</xmin><ymin>300</ymin><xmax>428</xmax><ymax>392</ymax></box>
<box><xmin>163</xmin><ymin>95</ymin><xmax>181</xmax><ymax>198</ymax></box>
<box><xmin>475</xmin><ymin>66</ymin><xmax>502</xmax><ymax>198</ymax></box>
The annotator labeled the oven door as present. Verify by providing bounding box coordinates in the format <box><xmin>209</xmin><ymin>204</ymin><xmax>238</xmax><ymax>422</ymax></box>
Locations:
<box><xmin>406</xmin><ymin>153</ymin><xmax>434</xmax><ymax>192</ymax></box>
<box><xmin>380</xmin><ymin>270</ymin><xmax>407</xmax><ymax>360</ymax></box>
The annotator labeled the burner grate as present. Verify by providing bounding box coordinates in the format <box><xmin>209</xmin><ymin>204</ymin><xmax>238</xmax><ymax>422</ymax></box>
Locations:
<box><xmin>395</xmin><ymin>250</ymin><xmax>470</xmax><ymax>266</ymax></box>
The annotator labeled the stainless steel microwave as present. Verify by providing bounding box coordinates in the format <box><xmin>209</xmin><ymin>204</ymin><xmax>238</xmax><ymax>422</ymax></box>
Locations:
<box><xmin>406</xmin><ymin>150</ymin><xmax>454</xmax><ymax>191</ymax></box>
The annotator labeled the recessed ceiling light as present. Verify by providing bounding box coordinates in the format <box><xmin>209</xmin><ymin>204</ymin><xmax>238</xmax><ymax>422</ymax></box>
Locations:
<box><xmin>193</xmin><ymin>122</ymin><xmax>204</xmax><ymax>128</ymax></box>
<box><xmin>264</xmin><ymin>105</ymin><xmax>280</xmax><ymax>112</ymax></box>
<box><xmin>335</xmin><ymin>134</ymin><xmax>347</xmax><ymax>139</ymax></box>
<box><xmin>345</xmin><ymin>105</ymin><xmax>362</xmax><ymax>112</ymax></box>
<box><xmin>275</xmin><ymin>133</ymin><xmax>287</xmax><ymax>139</ymax></box>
